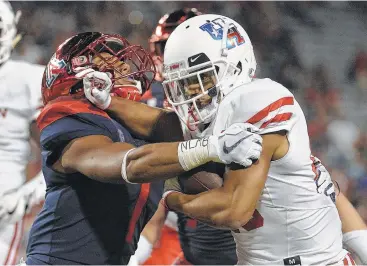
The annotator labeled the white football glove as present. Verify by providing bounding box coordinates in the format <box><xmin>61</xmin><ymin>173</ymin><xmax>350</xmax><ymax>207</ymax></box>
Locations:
<box><xmin>0</xmin><ymin>188</ymin><xmax>27</xmax><ymax>228</ymax></box>
<box><xmin>313</xmin><ymin>156</ymin><xmax>336</xmax><ymax>203</ymax></box>
<box><xmin>75</xmin><ymin>68</ymin><xmax>112</xmax><ymax>110</ymax></box>
<box><xmin>0</xmin><ymin>171</ymin><xmax>46</xmax><ymax>229</ymax></box>
<box><xmin>214</xmin><ymin>123</ymin><xmax>263</xmax><ymax>167</ymax></box>
<box><xmin>21</xmin><ymin>171</ymin><xmax>46</xmax><ymax>212</ymax></box>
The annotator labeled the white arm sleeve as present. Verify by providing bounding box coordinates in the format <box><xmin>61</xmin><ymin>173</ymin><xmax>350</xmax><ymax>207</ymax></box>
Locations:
<box><xmin>343</xmin><ymin>230</ymin><xmax>367</xmax><ymax>264</ymax></box>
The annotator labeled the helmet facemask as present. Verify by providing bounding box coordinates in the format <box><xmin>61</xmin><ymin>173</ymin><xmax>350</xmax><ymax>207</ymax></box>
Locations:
<box><xmin>163</xmin><ymin>58</ymin><xmax>241</xmax><ymax>131</ymax></box>
<box><xmin>71</xmin><ymin>36</ymin><xmax>155</xmax><ymax>95</ymax></box>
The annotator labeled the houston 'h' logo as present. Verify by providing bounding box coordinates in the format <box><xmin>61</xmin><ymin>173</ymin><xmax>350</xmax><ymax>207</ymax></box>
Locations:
<box><xmin>199</xmin><ymin>18</ymin><xmax>245</xmax><ymax>50</ymax></box>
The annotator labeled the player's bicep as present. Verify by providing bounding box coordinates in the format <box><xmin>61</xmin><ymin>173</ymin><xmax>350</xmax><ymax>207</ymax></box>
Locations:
<box><xmin>59</xmin><ymin>134</ymin><xmax>114</xmax><ymax>172</ymax></box>
<box><xmin>223</xmin><ymin>133</ymin><xmax>285</xmax><ymax>217</ymax></box>
<box><xmin>58</xmin><ymin>135</ymin><xmax>135</xmax><ymax>179</ymax></box>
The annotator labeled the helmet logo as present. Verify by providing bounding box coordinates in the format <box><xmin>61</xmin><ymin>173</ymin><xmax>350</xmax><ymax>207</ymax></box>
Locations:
<box><xmin>71</xmin><ymin>55</ymin><xmax>90</xmax><ymax>68</ymax></box>
<box><xmin>164</xmin><ymin>61</ymin><xmax>186</xmax><ymax>75</ymax></box>
<box><xmin>199</xmin><ymin>18</ymin><xmax>245</xmax><ymax>50</ymax></box>
<box><xmin>45</xmin><ymin>55</ymin><xmax>67</xmax><ymax>88</ymax></box>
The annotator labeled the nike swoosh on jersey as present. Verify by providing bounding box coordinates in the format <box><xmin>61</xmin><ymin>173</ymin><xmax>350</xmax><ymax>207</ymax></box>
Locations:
<box><xmin>7</xmin><ymin>199</ymin><xmax>19</xmax><ymax>215</ymax></box>
<box><xmin>223</xmin><ymin>135</ymin><xmax>252</xmax><ymax>154</ymax></box>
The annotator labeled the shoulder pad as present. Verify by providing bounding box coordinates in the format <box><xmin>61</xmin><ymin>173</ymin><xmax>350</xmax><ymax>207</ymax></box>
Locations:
<box><xmin>37</xmin><ymin>96</ymin><xmax>110</xmax><ymax>131</ymax></box>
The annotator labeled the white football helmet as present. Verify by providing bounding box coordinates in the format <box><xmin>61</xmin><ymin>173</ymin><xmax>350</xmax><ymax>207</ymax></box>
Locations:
<box><xmin>0</xmin><ymin>0</ymin><xmax>21</xmax><ymax>64</ymax></box>
<box><xmin>163</xmin><ymin>14</ymin><xmax>256</xmax><ymax>130</ymax></box>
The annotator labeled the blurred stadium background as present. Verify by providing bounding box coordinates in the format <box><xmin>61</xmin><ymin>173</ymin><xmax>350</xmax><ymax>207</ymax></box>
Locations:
<box><xmin>10</xmin><ymin>0</ymin><xmax>367</xmax><ymax>259</ymax></box>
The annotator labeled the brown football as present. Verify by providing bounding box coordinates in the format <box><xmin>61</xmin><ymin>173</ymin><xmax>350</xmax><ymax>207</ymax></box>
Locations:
<box><xmin>178</xmin><ymin>162</ymin><xmax>225</xmax><ymax>194</ymax></box>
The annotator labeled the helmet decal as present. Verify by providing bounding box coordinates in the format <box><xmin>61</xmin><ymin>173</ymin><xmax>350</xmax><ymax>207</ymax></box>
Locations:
<box><xmin>45</xmin><ymin>55</ymin><xmax>67</xmax><ymax>88</ymax></box>
<box><xmin>199</xmin><ymin>18</ymin><xmax>245</xmax><ymax>50</ymax></box>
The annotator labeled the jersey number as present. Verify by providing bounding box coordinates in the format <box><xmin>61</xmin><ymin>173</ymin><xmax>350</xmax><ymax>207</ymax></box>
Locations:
<box><xmin>233</xmin><ymin>209</ymin><xmax>264</xmax><ymax>233</ymax></box>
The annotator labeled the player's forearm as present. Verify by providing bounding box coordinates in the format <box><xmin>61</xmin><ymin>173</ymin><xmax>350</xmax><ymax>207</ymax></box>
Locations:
<box><xmin>125</xmin><ymin>136</ymin><xmax>220</xmax><ymax>183</ymax></box>
<box><xmin>64</xmin><ymin>142</ymin><xmax>136</xmax><ymax>182</ymax></box>
<box><xmin>125</xmin><ymin>142</ymin><xmax>185</xmax><ymax>183</ymax></box>
<box><xmin>166</xmin><ymin>160</ymin><xmax>269</xmax><ymax>230</ymax></box>
<box><xmin>141</xmin><ymin>203</ymin><xmax>167</xmax><ymax>245</ymax></box>
<box><xmin>336</xmin><ymin>193</ymin><xmax>367</xmax><ymax>263</ymax></box>
<box><xmin>65</xmin><ymin>141</ymin><xmax>183</xmax><ymax>183</ymax></box>
<box><xmin>107</xmin><ymin>97</ymin><xmax>166</xmax><ymax>139</ymax></box>
<box><xmin>64</xmin><ymin>135</ymin><xmax>217</xmax><ymax>183</ymax></box>
<box><xmin>336</xmin><ymin>192</ymin><xmax>367</xmax><ymax>233</ymax></box>
<box><xmin>166</xmin><ymin>188</ymin><xmax>252</xmax><ymax>230</ymax></box>
<box><xmin>135</xmin><ymin>204</ymin><xmax>167</xmax><ymax>264</ymax></box>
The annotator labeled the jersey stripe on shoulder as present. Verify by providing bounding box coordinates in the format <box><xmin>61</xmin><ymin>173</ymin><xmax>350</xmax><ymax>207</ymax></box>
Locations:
<box><xmin>37</xmin><ymin>96</ymin><xmax>110</xmax><ymax>131</ymax></box>
<box><xmin>246</xmin><ymin>96</ymin><xmax>294</xmax><ymax>125</ymax></box>
<box><xmin>259</xmin><ymin>112</ymin><xmax>292</xmax><ymax>129</ymax></box>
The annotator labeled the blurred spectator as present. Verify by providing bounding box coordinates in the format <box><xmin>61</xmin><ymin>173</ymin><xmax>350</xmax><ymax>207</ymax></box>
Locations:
<box><xmin>347</xmin><ymin>50</ymin><xmax>367</xmax><ymax>88</ymax></box>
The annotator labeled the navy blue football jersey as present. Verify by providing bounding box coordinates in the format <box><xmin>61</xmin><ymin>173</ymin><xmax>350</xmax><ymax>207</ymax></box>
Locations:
<box><xmin>26</xmin><ymin>97</ymin><xmax>157</xmax><ymax>265</ymax></box>
<box><xmin>177</xmin><ymin>215</ymin><xmax>237</xmax><ymax>265</ymax></box>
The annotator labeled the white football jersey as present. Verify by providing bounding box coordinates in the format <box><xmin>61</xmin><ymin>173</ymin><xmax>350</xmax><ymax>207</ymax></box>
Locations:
<box><xmin>0</xmin><ymin>59</ymin><xmax>44</xmax><ymax>192</ymax></box>
<box><xmin>205</xmin><ymin>78</ymin><xmax>348</xmax><ymax>265</ymax></box>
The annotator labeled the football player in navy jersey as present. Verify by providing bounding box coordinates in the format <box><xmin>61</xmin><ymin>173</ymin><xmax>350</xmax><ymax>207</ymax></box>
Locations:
<box><xmin>25</xmin><ymin>32</ymin><xmax>263</xmax><ymax>265</ymax></box>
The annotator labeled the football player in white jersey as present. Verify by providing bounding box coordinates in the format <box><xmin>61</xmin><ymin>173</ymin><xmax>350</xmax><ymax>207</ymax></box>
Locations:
<box><xmin>81</xmin><ymin>14</ymin><xmax>366</xmax><ymax>264</ymax></box>
<box><xmin>0</xmin><ymin>1</ymin><xmax>46</xmax><ymax>264</ymax></box>
<box><xmin>159</xmin><ymin>14</ymin><xmax>364</xmax><ymax>264</ymax></box>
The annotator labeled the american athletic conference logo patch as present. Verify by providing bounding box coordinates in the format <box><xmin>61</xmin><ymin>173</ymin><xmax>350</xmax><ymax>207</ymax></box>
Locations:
<box><xmin>199</xmin><ymin>18</ymin><xmax>245</xmax><ymax>50</ymax></box>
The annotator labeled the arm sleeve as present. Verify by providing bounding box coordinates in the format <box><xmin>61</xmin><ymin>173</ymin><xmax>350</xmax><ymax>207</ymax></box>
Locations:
<box><xmin>343</xmin><ymin>230</ymin><xmax>367</xmax><ymax>264</ymax></box>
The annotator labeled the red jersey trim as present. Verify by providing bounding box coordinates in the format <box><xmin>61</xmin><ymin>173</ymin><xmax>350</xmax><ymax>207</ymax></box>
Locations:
<box><xmin>246</xmin><ymin>96</ymin><xmax>294</xmax><ymax>125</ymax></box>
<box><xmin>260</xmin><ymin>112</ymin><xmax>293</xmax><ymax>129</ymax></box>
<box><xmin>125</xmin><ymin>183</ymin><xmax>151</xmax><ymax>243</ymax></box>
<box><xmin>37</xmin><ymin>96</ymin><xmax>110</xmax><ymax>131</ymax></box>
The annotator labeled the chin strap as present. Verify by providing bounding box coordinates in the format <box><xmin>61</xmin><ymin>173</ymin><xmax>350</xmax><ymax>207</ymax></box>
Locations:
<box><xmin>111</xmin><ymin>84</ymin><xmax>142</xmax><ymax>102</ymax></box>
<box><xmin>186</xmin><ymin>105</ymin><xmax>199</xmax><ymax>132</ymax></box>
